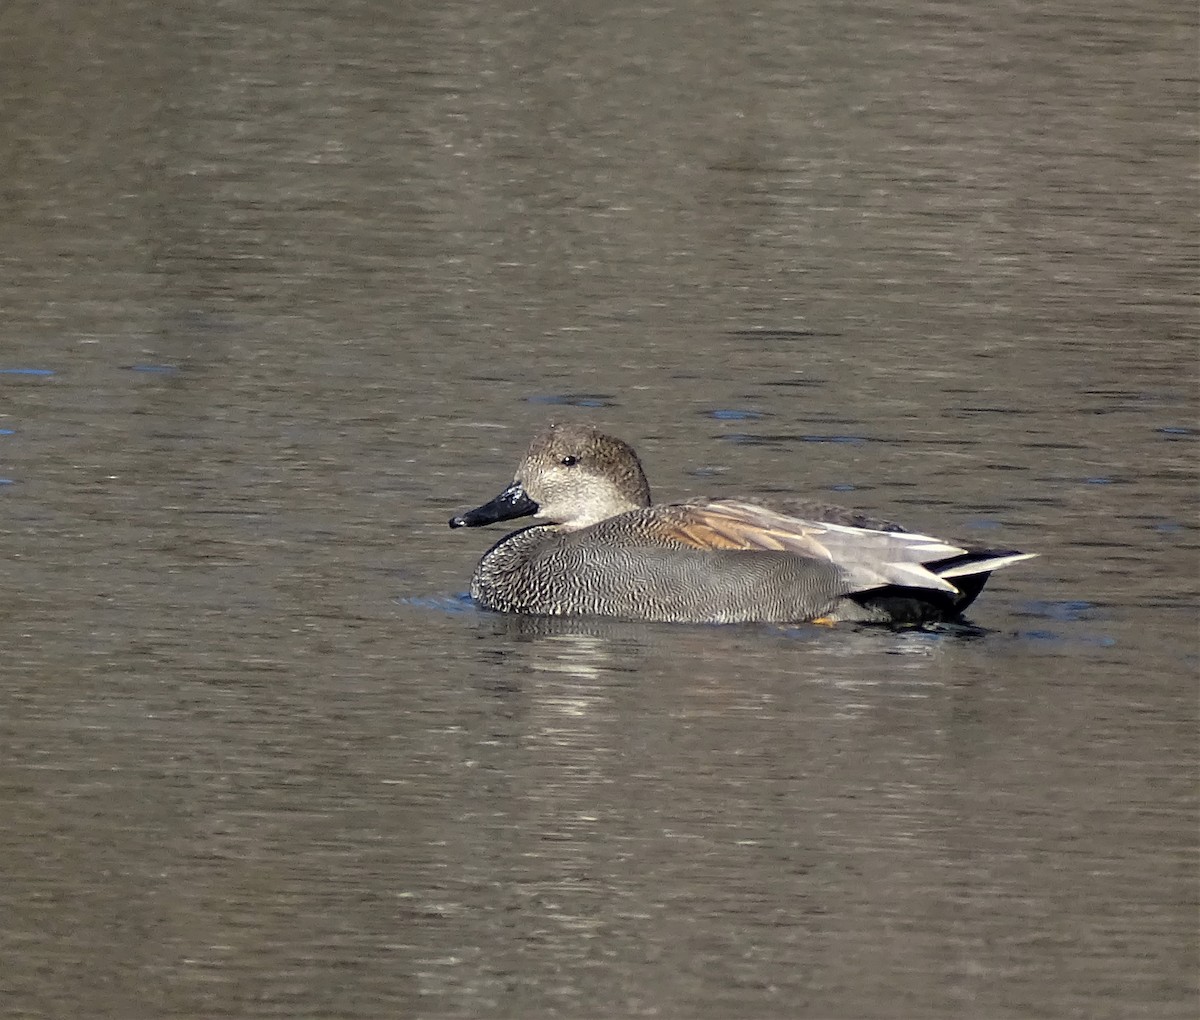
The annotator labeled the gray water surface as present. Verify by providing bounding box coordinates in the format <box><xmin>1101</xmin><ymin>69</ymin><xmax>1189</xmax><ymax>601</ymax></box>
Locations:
<box><xmin>2</xmin><ymin>1</ymin><xmax>1196</xmax><ymax>1017</ymax></box>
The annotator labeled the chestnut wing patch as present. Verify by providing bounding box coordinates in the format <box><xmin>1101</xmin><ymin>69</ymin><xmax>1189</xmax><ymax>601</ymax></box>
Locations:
<box><xmin>659</xmin><ymin>499</ymin><xmax>838</xmax><ymax>560</ymax></box>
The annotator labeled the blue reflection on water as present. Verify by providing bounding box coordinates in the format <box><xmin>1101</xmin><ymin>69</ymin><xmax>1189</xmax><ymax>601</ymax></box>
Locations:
<box><xmin>707</xmin><ymin>409</ymin><xmax>763</xmax><ymax>421</ymax></box>
<box><xmin>398</xmin><ymin>594</ymin><xmax>477</xmax><ymax>613</ymax></box>
<box><xmin>526</xmin><ymin>393</ymin><xmax>615</xmax><ymax>408</ymax></box>
<box><xmin>724</xmin><ymin>433</ymin><xmax>867</xmax><ymax>446</ymax></box>
<box><xmin>1017</xmin><ymin>599</ymin><xmax>1102</xmax><ymax>621</ymax></box>
<box><xmin>125</xmin><ymin>364</ymin><xmax>180</xmax><ymax>374</ymax></box>
<box><xmin>963</xmin><ymin>517</ymin><xmax>1002</xmax><ymax>530</ymax></box>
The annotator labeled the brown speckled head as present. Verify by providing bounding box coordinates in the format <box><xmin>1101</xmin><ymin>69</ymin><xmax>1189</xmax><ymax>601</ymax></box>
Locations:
<box><xmin>514</xmin><ymin>422</ymin><xmax>652</xmax><ymax>529</ymax></box>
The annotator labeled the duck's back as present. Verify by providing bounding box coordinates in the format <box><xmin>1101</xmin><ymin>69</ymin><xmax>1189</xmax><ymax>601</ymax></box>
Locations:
<box><xmin>746</xmin><ymin>496</ymin><xmax>906</xmax><ymax>534</ymax></box>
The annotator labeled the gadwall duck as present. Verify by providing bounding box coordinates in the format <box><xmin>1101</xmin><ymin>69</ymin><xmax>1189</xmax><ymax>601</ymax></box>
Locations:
<box><xmin>449</xmin><ymin>423</ymin><xmax>1035</xmax><ymax>625</ymax></box>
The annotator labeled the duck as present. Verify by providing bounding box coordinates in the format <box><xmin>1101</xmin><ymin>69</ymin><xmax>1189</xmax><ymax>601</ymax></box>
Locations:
<box><xmin>448</xmin><ymin>422</ymin><xmax>1035</xmax><ymax>625</ymax></box>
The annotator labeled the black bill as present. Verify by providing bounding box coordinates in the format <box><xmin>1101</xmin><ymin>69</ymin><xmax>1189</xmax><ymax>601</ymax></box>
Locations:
<box><xmin>448</xmin><ymin>481</ymin><xmax>539</xmax><ymax>528</ymax></box>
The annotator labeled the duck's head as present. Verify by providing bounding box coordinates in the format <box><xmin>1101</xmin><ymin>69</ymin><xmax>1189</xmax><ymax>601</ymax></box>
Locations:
<box><xmin>449</xmin><ymin>422</ymin><xmax>652</xmax><ymax>532</ymax></box>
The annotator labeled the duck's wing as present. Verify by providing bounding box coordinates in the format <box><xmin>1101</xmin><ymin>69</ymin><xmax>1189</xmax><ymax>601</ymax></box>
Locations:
<box><xmin>656</xmin><ymin>498</ymin><xmax>998</xmax><ymax>596</ymax></box>
<box><xmin>744</xmin><ymin>496</ymin><xmax>906</xmax><ymax>533</ymax></box>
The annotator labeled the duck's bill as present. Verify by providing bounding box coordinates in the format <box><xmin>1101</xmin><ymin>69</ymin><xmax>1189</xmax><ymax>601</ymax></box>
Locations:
<box><xmin>449</xmin><ymin>482</ymin><xmax>540</xmax><ymax>528</ymax></box>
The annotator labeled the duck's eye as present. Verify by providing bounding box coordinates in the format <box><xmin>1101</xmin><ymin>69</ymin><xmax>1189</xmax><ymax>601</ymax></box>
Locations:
<box><xmin>560</xmin><ymin>455</ymin><xmax>579</xmax><ymax>467</ymax></box>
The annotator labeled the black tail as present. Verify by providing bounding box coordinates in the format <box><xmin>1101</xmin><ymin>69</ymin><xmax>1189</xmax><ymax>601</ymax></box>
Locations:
<box><xmin>851</xmin><ymin>547</ymin><xmax>1035</xmax><ymax>624</ymax></box>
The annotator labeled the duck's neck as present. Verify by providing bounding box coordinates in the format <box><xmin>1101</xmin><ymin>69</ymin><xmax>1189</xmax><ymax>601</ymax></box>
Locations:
<box><xmin>559</xmin><ymin>492</ymin><xmax>646</xmax><ymax>531</ymax></box>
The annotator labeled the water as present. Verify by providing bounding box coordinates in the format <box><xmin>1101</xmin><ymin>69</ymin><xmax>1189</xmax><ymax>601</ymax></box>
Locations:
<box><xmin>1</xmin><ymin>1</ymin><xmax>1196</xmax><ymax>1017</ymax></box>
